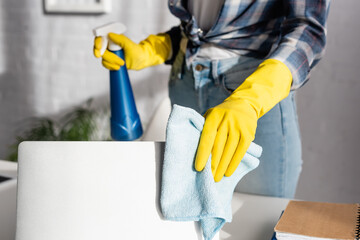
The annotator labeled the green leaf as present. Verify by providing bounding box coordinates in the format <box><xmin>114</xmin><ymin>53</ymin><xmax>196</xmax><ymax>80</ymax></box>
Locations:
<box><xmin>6</xmin><ymin>98</ymin><xmax>105</xmax><ymax>162</ymax></box>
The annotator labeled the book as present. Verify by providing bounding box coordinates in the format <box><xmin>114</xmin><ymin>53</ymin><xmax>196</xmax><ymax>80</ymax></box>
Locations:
<box><xmin>274</xmin><ymin>200</ymin><xmax>360</xmax><ymax>240</ymax></box>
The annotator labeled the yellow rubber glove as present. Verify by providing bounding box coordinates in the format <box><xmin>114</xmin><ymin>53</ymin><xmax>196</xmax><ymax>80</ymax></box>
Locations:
<box><xmin>195</xmin><ymin>59</ymin><xmax>292</xmax><ymax>182</ymax></box>
<box><xmin>93</xmin><ymin>33</ymin><xmax>171</xmax><ymax>71</ymax></box>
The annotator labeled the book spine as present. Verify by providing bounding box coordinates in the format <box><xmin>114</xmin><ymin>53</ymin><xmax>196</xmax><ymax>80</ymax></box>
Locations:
<box><xmin>356</xmin><ymin>204</ymin><xmax>360</xmax><ymax>240</ymax></box>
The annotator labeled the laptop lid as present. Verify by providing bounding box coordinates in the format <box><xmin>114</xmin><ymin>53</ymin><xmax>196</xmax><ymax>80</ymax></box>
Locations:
<box><xmin>16</xmin><ymin>141</ymin><xmax>201</xmax><ymax>240</ymax></box>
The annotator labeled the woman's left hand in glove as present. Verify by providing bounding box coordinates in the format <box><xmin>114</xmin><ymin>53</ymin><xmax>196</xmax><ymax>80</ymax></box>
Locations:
<box><xmin>195</xmin><ymin>59</ymin><xmax>293</xmax><ymax>182</ymax></box>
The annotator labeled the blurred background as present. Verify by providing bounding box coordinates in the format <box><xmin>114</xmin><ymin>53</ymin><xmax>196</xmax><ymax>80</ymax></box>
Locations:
<box><xmin>0</xmin><ymin>0</ymin><xmax>359</xmax><ymax>203</ymax></box>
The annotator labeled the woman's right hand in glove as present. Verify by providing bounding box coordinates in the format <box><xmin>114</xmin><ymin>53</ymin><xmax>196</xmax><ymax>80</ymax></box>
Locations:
<box><xmin>93</xmin><ymin>33</ymin><xmax>171</xmax><ymax>71</ymax></box>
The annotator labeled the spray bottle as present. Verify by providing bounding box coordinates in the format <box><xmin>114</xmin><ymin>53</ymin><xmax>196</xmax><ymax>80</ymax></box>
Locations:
<box><xmin>93</xmin><ymin>22</ymin><xmax>143</xmax><ymax>140</ymax></box>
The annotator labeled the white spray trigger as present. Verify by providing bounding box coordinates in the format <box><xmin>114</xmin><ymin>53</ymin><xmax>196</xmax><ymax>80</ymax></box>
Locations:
<box><xmin>93</xmin><ymin>22</ymin><xmax>127</xmax><ymax>55</ymax></box>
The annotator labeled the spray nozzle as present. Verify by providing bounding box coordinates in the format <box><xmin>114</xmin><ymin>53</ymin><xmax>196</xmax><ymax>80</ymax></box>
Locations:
<box><xmin>93</xmin><ymin>22</ymin><xmax>127</xmax><ymax>54</ymax></box>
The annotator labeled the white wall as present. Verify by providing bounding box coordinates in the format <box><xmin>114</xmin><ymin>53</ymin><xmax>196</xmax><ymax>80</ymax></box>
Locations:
<box><xmin>0</xmin><ymin>0</ymin><xmax>178</xmax><ymax>158</ymax></box>
<box><xmin>0</xmin><ymin>0</ymin><xmax>359</xmax><ymax>203</ymax></box>
<box><xmin>295</xmin><ymin>0</ymin><xmax>360</xmax><ymax>203</ymax></box>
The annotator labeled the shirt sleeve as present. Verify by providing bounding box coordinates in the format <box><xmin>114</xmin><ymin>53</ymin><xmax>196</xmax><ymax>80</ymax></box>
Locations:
<box><xmin>268</xmin><ymin>0</ymin><xmax>331</xmax><ymax>90</ymax></box>
<box><xmin>165</xmin><ymin>26</ymin><xmax>182</xmax><ymax>65</ymax></box>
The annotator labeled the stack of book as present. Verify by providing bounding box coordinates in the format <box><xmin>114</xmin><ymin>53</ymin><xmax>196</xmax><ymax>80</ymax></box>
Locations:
<box><xmin>273</xmin><ymin>200</ymin><xmax>360</xmax><ymax>240</ymax></box>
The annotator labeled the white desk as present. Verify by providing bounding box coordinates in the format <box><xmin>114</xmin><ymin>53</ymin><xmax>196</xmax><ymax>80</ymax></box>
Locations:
<box><xmin>222</xmin><ymin>192</ymin><xmax>289</xmax><ymax>240</ymax></box>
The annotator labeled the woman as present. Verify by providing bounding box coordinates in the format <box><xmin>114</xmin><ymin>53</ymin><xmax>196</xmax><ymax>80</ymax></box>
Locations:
<box><xmin>94</xmin><ymin>0</ymin><xmax>330</xmax><ymax>198</ymax></box>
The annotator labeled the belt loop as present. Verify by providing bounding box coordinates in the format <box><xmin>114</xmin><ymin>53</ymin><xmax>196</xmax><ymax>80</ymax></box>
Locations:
<box><xmin>212</xmin><ymin>60</ymin><xmax>220</xmax><ymax>85</ymax></box>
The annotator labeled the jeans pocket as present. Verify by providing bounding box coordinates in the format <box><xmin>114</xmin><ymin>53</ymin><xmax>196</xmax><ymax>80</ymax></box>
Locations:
<box><xmin>221</xmin><ymin>67</ymin><xmax>254</xmax><ymax>92</ymax></box>
<box><xmin>220</xmin><ymin>58</ymin><xmax>262</xmax><ymax>92</ymax></box>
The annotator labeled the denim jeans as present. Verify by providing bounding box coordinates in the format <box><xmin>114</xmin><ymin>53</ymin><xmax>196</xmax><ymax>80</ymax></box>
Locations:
<box><xmin>168</xmin><ymin>51</ymin><xmax>303</xmax><ymax>198</ymax></box>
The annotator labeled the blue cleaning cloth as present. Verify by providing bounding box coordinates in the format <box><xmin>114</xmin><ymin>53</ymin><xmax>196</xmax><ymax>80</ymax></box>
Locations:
<box><xmin>161</xmin><ymin>105</ymin><xmax>262</xmax><ymax>240</ymax></box>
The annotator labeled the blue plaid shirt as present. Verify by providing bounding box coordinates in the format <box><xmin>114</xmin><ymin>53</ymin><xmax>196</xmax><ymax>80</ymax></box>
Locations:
<box><xmin>166</xmin><ymin>0</ymin><xmax>331</xmax><ymax>90</ymax></box>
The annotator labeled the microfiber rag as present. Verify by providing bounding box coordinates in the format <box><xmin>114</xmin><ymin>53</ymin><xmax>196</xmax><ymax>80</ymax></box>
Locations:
<box><xmin>160</xmin><ymin>104</ymin><xmax>262</xmax><ymax>240</ymax></box>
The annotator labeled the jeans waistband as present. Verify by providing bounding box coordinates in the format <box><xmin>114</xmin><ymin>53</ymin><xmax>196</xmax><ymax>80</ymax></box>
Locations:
<box><xmin>188</xmin><ymin>56</ymin><xmax>242</xmax><ymax>90</ymax></box>
<box><xmin>192</xmin><ymin>56</ymin><xmax>242</xmax><ymax>76</ymax></box>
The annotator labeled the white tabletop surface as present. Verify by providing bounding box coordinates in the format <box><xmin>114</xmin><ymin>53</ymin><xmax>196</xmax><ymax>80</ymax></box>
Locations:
<box><xmin>0</xmin><ymin>159</ymin><xmax>17</xmax><ymax>178</ymax></box>
<box><xmin>0</xmin><ymin>160</ymin><xmax>18</xmax><ymax>240</ymax></box>
<box><xmin>221</xmin><ymin>192</ymin><xmax>289</xmax><ymax>240</ymax></box>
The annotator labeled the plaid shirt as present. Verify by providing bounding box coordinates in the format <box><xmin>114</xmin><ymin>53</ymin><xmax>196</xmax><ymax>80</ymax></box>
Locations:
<box><xmin>166</xmin><ymin>0</ymin><xmax>331</xmax><ymax>90</ymax></box>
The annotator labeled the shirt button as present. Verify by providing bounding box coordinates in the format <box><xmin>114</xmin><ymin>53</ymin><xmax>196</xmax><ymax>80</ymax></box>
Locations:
<box><xmin>195</xmin><ymin>64</ymin><xmax>204</xmax><ymax>71</ymax></box>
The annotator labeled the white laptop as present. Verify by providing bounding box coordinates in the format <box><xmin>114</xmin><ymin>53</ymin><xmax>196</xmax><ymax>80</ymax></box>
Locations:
<box><xmin>15</xmin><ymin>141</ymin><xmax>203</xmax><ymax>240</ymax></box>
